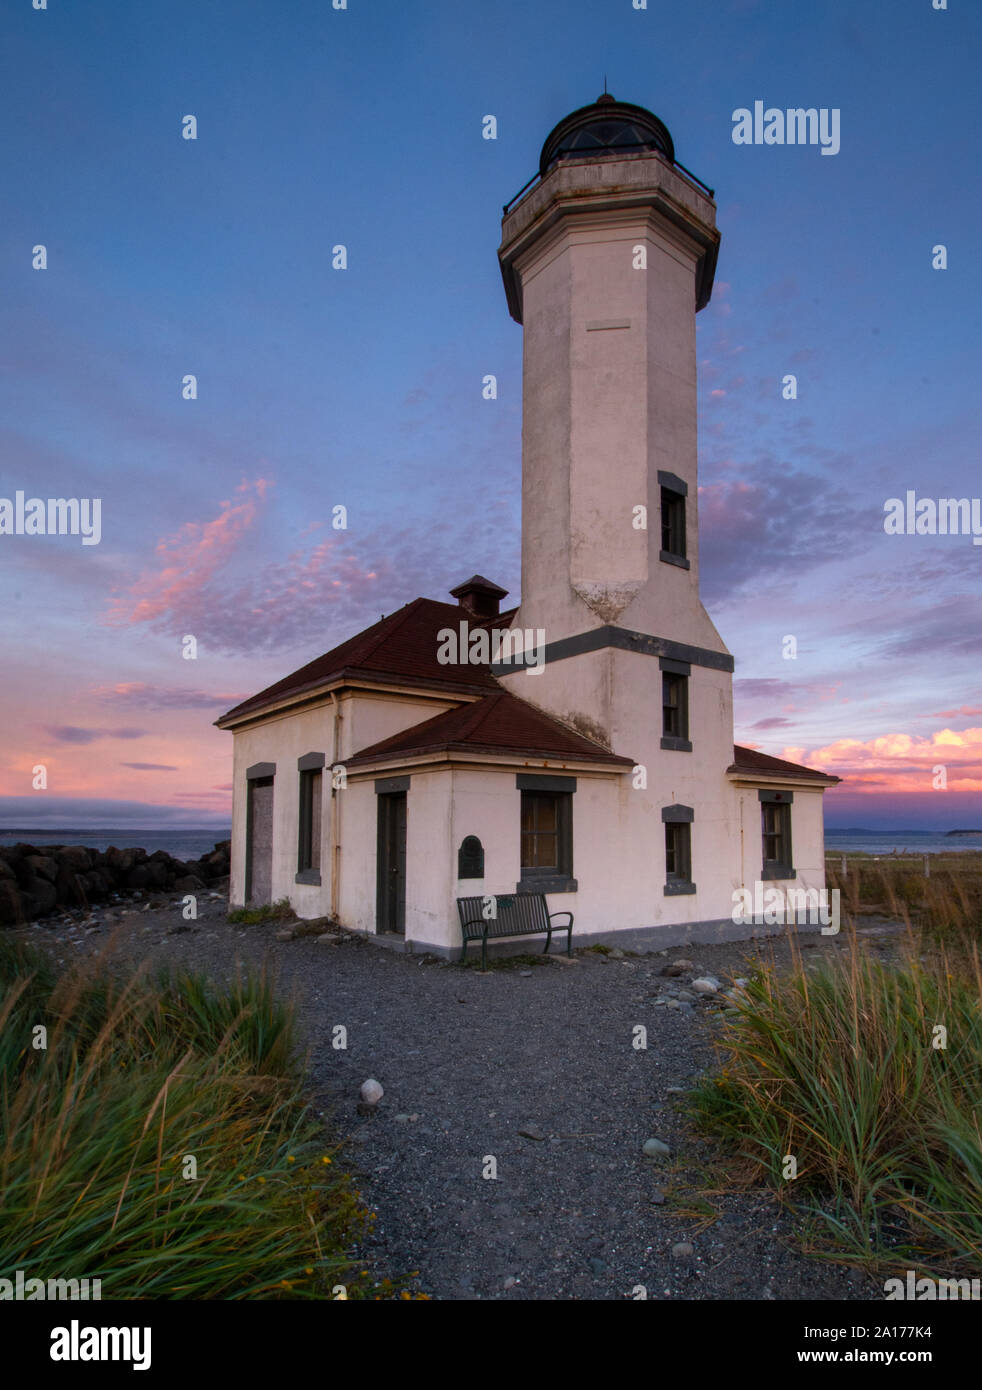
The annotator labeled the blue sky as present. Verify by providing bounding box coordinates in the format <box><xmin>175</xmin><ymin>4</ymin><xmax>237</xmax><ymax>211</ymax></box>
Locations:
<box><xmin>0</xmin><ymin>0</ymin><xmax>979</xmax><ymax>829</ymax></box>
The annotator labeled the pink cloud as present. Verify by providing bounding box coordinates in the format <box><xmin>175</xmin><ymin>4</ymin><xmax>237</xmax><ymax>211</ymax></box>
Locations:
<box><xmin>103</xmin><ymin>478</ymin><xmax>390</xmax><ymax>653</ymax></box>
<box><xmin>785</xmin><ymin>727</ymin><xmax>982</xmax><ymax>793</ymax></box>
<box><xmin>107</xmin><ymin>478</ymin><xmax>271</xmax><ymax>628</ymax></box>
<box><xmin>92</xmin><ymin>682</ymin><xmax>250</xmax><ymax>710</ymax></box>
<box><xmin>43</xmin><ymin>725</ymin><xmax>147</xmax><ymax>744</ymax></box>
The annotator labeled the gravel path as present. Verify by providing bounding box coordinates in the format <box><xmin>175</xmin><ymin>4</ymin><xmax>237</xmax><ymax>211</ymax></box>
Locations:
<box><xmin>18</xmin><ymin>898</ymin><xmax>908</xmax><ymax>1301</ymax></box>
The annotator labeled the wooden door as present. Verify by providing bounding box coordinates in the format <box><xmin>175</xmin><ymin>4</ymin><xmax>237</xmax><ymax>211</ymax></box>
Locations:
<box><xmin>246</xmin><ymin>777</ymin><xmax>274</xmax><ymax>904</ymax></box>
<box><xmin>376</xmin><ymin>792</ymin><xmax>407</xmax><ymax>934</ymax></box>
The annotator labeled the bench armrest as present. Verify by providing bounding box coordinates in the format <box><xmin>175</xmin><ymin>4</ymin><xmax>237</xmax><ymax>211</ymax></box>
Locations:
<box><xmin>547</xmin><ymin>910</ymin><xmax>574</xmax><ymax>926</ymax></box>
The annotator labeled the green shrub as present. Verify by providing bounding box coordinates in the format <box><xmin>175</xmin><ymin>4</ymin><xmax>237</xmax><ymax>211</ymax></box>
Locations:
<box><xmin>227</xmin><ymin>898</ymin><xmax>294</xmax><ymax>925</ymax></box>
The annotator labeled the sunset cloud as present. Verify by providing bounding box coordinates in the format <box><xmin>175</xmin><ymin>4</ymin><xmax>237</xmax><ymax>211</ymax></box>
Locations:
<box><xmin>92</xmin><ymin>683</ymin><xmax>249</xmax><ymax>710</ymax></box>
<box><xmin>43</xmin><ymin>726</ymin><xmax>147</xmax><ymax>744</ymax></box>
<box><xmin>107</xmin><ymin>478</ymin><xmax>270</xmax><ymax>629</ymax></box>
<box><xmin>101</xmin><ymin>471</ymin><xmax>518</xmax><ymax>658</ymax></box>
<box><xmin>785</xmin><ymin>727</ymin><xmax>982</xmax><ymax>793</ymax></box>
<box><xmin>104</xmin><ymin>477</ymin><xmax>394</xmax><ymax>655</ymax></box>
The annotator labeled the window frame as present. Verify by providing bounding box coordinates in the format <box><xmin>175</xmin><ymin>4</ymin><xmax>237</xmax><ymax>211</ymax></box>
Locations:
<box><xmin>516</xmin><ymin>774</ymin><xmax>577</xmax><ymax>893</ymax></box>
<box><xmin>662</xmin><ymin>804</ymin><xmax>696</xmax><ymax>895</ymax></box>
<box><xmin>296</xmin><ymin>753</ymin><xmax>325</xmax><ymax>885</ymax></box>
<box><xmin>661</xmin><ymin>659</ymin><xmax>692</xmax><ymax>751</ymax></box>
<box><xmin>520</xmin><ymin>790</ymin><xmax>571</xmax><ymax>876</ymax></box>
<box><xmin>658</xmin><ymin>471</ymin><xmax>690</xmax><ymax>570</ymax></box>
<box><xmin>759</xmin><ymin>790</ymin><xmax>795</xmax><ymax>880</ymax></box>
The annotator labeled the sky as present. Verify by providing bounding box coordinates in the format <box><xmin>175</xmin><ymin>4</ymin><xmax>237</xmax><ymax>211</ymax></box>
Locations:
<box><xmin>0</xmin><ymin>0</ymin><xmax>979</xmax><ymax>832</ymax></box>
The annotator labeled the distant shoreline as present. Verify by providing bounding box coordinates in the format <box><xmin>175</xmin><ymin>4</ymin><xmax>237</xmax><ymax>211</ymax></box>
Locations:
<box><xmin>0</xmin><ymin>827</ymin><xmax>230</xmax><ymax>835</ymax></box>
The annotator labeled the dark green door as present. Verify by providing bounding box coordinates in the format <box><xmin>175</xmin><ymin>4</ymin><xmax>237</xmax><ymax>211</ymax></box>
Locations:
<box><xmin>376</xmin><ymin>792</ymin><xmax>407</xmax><ymax>934</ymax></box>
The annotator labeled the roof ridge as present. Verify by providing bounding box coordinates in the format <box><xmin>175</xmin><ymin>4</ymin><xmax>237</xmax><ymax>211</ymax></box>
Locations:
<box><xmin>358</xmin><ymin>597</ymin><xmax>426</xmax><ymax>660</ymax></box>
<box><xmin>455</xmin><ymin>688</ymin><xmax>505</xmax><ymax>738</ymax></box>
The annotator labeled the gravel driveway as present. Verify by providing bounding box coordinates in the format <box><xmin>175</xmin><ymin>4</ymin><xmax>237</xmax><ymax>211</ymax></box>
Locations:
<box><xmin>20</xmin><ymin>898</ymin><xmax>901</xmax><ymax>1301</ymax></box>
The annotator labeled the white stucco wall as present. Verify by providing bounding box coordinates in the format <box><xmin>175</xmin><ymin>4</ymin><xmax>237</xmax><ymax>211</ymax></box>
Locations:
<box><xmin>228</xmin><ymin>688</ymin><xmax>458</xmax><ymax>911</ymax></box>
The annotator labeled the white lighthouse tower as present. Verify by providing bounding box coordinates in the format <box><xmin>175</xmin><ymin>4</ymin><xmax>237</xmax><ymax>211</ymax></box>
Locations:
<box><xmin>496</xmin><ymin>96</ymin><xmax>741</xmax><ymax>906</ymax></box>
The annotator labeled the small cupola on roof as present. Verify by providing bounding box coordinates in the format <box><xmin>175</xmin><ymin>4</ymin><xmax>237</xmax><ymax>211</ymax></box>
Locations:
<box><xmin>450</xmin><ymin>575</ymin><xmax>509</xmax><ymax>620</ymax></box>
<box><xmin>539</xmin><ymin>93</ymin><xmax>675</xmax><ymax>177</ymax></box>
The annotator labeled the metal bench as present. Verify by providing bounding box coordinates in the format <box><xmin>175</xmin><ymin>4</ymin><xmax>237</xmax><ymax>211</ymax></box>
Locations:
<box><xmin>456</xmin><ymin>892</ymin><xmax>574</xmax><ymax>970</ymax></box>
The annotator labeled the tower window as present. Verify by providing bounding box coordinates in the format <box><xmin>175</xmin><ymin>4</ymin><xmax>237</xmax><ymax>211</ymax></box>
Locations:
<box><xmin>661</xmin><ymin>671</ymin><xmax>692</xmax><ymax>752</ymax></box>
<box><xmin>660</xmin><ymin>487</ymin><xmax>686</xmax><ymax>559</ymax></box>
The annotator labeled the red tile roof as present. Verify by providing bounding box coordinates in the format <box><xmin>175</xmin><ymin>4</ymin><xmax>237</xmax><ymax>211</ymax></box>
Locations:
<box><xmin>729</xmin><ymin>744</ymin><xmax>841</xmax><ymax>784</ymax></box>
<box><xmin>347</xmin><ymin>689</ymin><xmax>636</xmax><ymax>767</ymax></box>
<box><xmin>215</xmin><ymin>593</ymin><xmax>838</xmax><ymax>789</ymax></box>
<box><xmin>218</xmin><ymin>597</ymin><xmax>510</xmax><ymax>723</ymax></box>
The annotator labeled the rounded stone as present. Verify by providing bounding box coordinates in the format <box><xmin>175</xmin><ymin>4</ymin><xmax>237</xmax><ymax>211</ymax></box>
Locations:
<box><xmin>360</xmin><ymin>1078</ymin><xmax>384</xmax><ymax>1105</ymax></box>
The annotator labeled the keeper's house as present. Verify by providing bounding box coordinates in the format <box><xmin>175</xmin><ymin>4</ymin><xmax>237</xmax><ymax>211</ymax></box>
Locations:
<box><xmin>216</xmin><ymin>94</ymin><xmax>840</xmax><ymax>956</ymax></box>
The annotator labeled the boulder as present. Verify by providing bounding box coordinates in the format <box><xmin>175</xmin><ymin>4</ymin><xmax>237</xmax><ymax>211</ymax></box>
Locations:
<box><xmin>25</xmin><ymin>855</ymin><xmax>60</xmax><ymax>883</ymax></box>
<box><xmin>124</xmin><ymin>865</ymin><xmax>152</xmax><ymax>891</ymax></box>
<box><xmin>104</xmin><ymin>847</ymin><xmax>146</xmax><ymax>873</ymax></box>
<box><xmin>55</xmin><ymin>863</ymin><xmax>88</xmax><ymax>908</ymax></box>
<box><xmin>57</xmin><ymin>845</ymin><xmax>94</xmax><ymax>871</ymax></box>
<box><xmin>0</xmin><ymin>881</ymin><xmax>30</xmax><ymax>926</ymax></box>
<box><xmin>173</xmin><ymin>874</ymin><xmax>205</xmax><ymax>892</ymax></box>
<box><xmin>144</xmin><ymin>860</ymin><xmax>171</xmax><ymax>889</ymax></box>
<box><xmin>23</xmin><ymin>877</ymin><xmax>58</xmax><ymax>916</ymax></box>
<box><xmin>0</xmin><ymin>858</ymin><xmax>15</xmax><ymax>880</ymax></box>
<box><xmin>81</xmin><ymin>868</ymin><xmax>114</xmax><ymax>896</ymax></box>
<box><xmin>11</xmin><ymin>858</ymin><xmax>37</xmax><ymax>889</ymax></box>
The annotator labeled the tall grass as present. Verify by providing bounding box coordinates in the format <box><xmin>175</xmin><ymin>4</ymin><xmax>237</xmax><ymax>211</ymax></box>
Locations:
<box><xmin>690</xmin><ymin>924</ymin><xmax>982</xmax><ymax>1275</ymax></box>
<box><xmin>0</xmin><ymin>938</ymin><xmax>364</xmax><ymax>1298</ymax></box>
<box><xmin>826</xmin><ymin>853</ymin><xmax>982</xmax><ymax>939</ymax></box>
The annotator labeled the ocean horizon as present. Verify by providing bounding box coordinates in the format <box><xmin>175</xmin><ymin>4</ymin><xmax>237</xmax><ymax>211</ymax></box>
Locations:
<box><xmin>1</xmin><ymin>825</ymin><xmax>979</xmax><ymax>862</ymax></box>
<box><xmin>0</xmin><ymin>828</ymin><xmax>232</xmax><ymax>862</ymax></box>
<box><xmin>825</xmin><ymin>829</ymin><xmax>982</xmax><ymax>856</ymax></box>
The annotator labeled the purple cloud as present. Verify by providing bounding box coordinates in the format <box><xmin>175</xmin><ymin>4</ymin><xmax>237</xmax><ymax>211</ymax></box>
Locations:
<box><xmin>93</xmin><ymin>682</ymin><xmax>249</xmax><ymax>710</ymax></box>
<box><xmin>43</xmin><ymin>725</ymin><xmax>148</xmax><ymax>744</ymax></box>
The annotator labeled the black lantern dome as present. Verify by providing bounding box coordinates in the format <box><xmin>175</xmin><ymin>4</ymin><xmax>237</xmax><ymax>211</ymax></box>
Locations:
<box><xmin>539</xmin><ymin>93</ymin><xmax>675</xmax><ymax>178</ymax></box>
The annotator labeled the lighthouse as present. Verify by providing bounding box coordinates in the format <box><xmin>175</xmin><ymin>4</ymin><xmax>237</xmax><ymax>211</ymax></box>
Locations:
<box><xmin>496</xmin><ymin>96</ymin><xmax>736</xmax><ymax>860</ymax></box>
<box><xmin>219</xmin><ymin>94</ymin><xmax>838</xmax><ymax>954</ymax></box>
